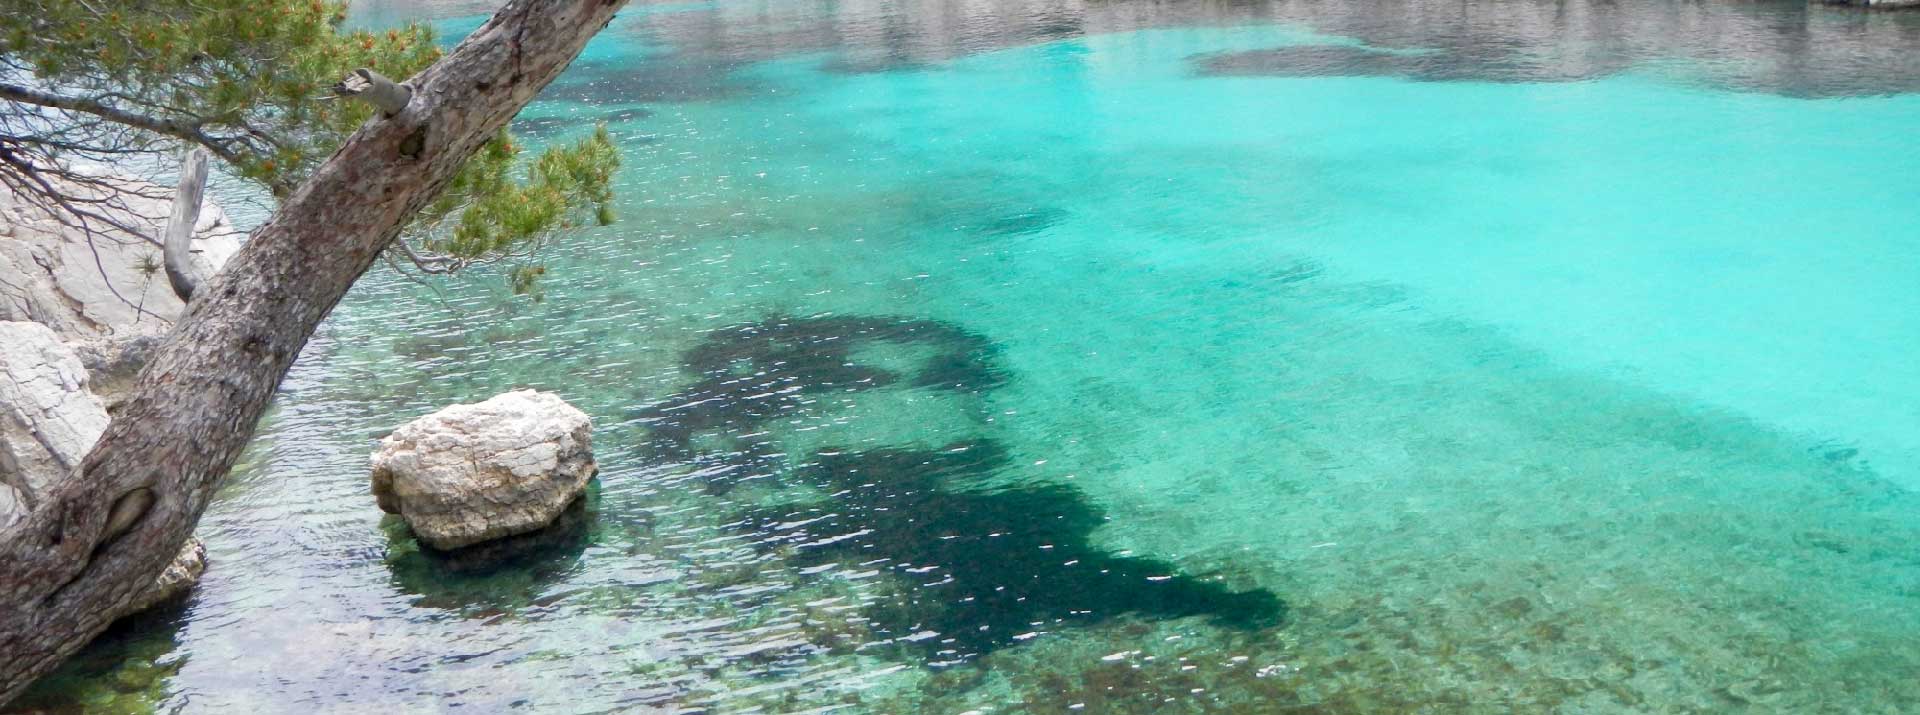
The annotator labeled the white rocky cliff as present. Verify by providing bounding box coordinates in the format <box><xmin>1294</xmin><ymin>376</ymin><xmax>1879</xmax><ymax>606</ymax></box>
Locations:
<box><xmin>0</xmin><ymin>322</ymin><xmax>109</xmax><ymax>523</ymax></box>
<box><xmin>0</xmin><ymin>178</ymin><xmax>240</xmax><ymax>346</ymax></box>
<box><xmin>0</xmin><ymin>176</ymin><xmax>237</xmax><ymax>618</ymax></box>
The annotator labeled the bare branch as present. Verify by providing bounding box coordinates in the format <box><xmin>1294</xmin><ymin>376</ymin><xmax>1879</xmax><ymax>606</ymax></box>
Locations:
<box><xmin>0</xmin><ymin>82</ymin><xmax>244</xmax><ymax>168</ymax></box>
<box><xmin>389</xmin><ymin>235</ymin><xmax>462</xmax><ymax>274</ymax></box>
<box><xmin>333</xmin><ymin>69</ymin><xmax>411</xmax><ymax>117</ymax></box>
<box><xmin>162</xmin><ymin>148</ymin><xmax>209</xmax><ymax>301</ymax></box>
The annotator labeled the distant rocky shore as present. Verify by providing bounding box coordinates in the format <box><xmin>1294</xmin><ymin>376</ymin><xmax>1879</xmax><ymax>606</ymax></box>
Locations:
<box><xmin>1821</xmin><ymin>0</ymin><xmax>1920</xmax><ymax>7</ymax></box>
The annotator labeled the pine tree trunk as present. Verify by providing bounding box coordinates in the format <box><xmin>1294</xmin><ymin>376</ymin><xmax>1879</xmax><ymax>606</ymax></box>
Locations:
<box><xmin>0</xmin><ymin>0</ymin><xmax>628</xmax><ymax>701</ymax></box>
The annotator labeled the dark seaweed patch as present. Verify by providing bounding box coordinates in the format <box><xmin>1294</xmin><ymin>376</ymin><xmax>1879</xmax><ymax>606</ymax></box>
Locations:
<box><xmin>632</xmin><ymin>315</ymin><xmax>1005</xmax><ymax>461</ymax></box>
<box><xmin>737</xmin><ymin>442</ymin><xmax>1284</xmax><ymax>660</ymax></box>
<box><xmin>639</xmin><ymin>313</ymin><xmax>1282</xmax><ymax>663</ymax></box>
<box><xmin>1193</xmin><ymin>44</ymin><xmax>1620</xmax><ymax>84</ymax></box>
<box><xmin>970</xmin><ymin>206</ymin><xmax>1070</xmax><ymax>238</ymax></box>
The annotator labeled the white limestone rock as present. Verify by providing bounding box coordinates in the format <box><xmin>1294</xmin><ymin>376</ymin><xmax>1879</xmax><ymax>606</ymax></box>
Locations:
<box><xmin>0</xmin><ymin>321</ymin><xmax>110</xmax><ymax>525</ymax></box>
<box><xmin>0</xmin><ymin>178</ymin><xmax>240</xmax><ymax>345</ymax></box>
<box><xmin>0</xmin><ymin>175</ymin><xmax>233</xmax><ymax>616</ymax></box>
<box><xmin>119</xmin><ymin>537</ymin><xmax>208</xmax><ymax>616</ymax></box>
<box><xmin>370</xmin><ymin>390</ymin><xmax>596</xmax><ymax>550</ymax></box>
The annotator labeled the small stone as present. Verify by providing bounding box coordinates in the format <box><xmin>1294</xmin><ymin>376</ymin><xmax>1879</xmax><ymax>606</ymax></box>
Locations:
<box><xmin>370</xmin><ymin>389</ymin><xmax>596</xmax><ymax>550</ymax></box>
<box><xmin>117</xmin><ymin>538</ymin><xmax>208</xmax><ymax>618</ymax></box>
<box><xmin>111</xmin><ymin>658</ymin><xmax>159</xmax><ymax>693</ymax></box>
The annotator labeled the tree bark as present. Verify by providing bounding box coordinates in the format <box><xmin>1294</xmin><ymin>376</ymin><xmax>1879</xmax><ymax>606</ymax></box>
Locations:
<box><xmin>162</xmin><ymin>148</ymin><xmax>209</xmax><ymax>301</ymax></box>
<box><xmin>0</xmin><ymin>0</ymin><xmax>628</xmax><ymax>702</ymax></box>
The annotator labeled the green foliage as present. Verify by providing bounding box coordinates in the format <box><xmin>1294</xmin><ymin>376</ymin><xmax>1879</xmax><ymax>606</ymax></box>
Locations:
<box><xmin>3</xmin><ymin>0</ymin><xmax>438</xmax><ymax>185</ymax></box>
<box><xmin>444</xmin><ymin>127</ymin><xmax>617</xmax><ymax>258</ymax></box>
<box><xmin>0</xmin><ymin>0</ymin><xmax>619</xmax><ymax>291</ymax></box>
<box><xmin>410</xmin><ymin>125</ymin><xmax>619</xmax><ymax>293</ymax></box>
<box><xmin>508</xmin><ymin>265</ymin><xmax>549</xmax><ymax>300</ymax></box>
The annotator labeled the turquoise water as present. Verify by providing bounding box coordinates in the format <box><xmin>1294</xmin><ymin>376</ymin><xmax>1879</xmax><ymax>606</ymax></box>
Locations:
<box><xmin>15</xmin><ymin>1</ymin><xmax>1920</xmax><ymax>713</ymax></box>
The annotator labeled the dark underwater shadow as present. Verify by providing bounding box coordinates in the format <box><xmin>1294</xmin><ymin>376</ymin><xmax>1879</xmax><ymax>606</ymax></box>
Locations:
<box><xmin>635</xmin><ymin>314</ymin><xmax>1284</xmax><ymax>664</ymax></box>
<box><xmin>382</xmin><ymin>491</ymin><xmax>602</xmax><ymax>614</ymax></box>
<box><xmin>629</xmin><ymin>314</ymin><xmax>1007</xmax><ymax>494</ymax></box>
<box><xmin>5</xmin><ymin>599</ymin><xmax>192</xmax><ymax>713</ymax></box>
<box><xmin>736</xmin><ymin>440</ymin><xmax>1285</xmax><ymax>661</ymax></box>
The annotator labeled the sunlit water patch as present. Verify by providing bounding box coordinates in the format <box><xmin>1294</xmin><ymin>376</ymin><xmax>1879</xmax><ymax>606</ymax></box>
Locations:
<box><xmin>14</xmin><ymin>1</ymin><xmax>1920</xmax><ymax>713</ymax></box>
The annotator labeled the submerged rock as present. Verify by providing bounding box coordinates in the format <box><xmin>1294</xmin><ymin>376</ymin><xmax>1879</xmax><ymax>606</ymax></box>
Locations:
<box><xmin>739</xmin><ymin>441</ymin><xmax>1284</xmax><ymax>659</ymax></box>
<box><xmin>371</xmin><ymin>389</ymin><xmax>597</xmax><ymax>550</ymax></box>
<box><xmin>636</xmin><ymin>315</ymin><xmax>1004</xmax><ymax>454</ymax></box>
<box><xmin>640</xmin><ymin>314</ymin><xmax>1282</xmax><ymax>660</ymax></box>
<box><xmin>0</xmin><ymin>321</ymin><xmax>206</xmax><ymax>614</ymax></box>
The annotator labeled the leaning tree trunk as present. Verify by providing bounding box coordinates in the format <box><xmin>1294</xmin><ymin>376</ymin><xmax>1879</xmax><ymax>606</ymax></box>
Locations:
<box><xmin>0</xmin><ymin>0</ymin><xmax>628</xmax><ymax>701</ymax></box>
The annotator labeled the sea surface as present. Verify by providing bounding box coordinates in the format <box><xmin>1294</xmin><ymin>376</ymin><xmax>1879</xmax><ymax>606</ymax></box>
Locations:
<box><xmin>14</xmin><ymin>1</ymin><xmax>1920</xmax><ymax>713</ymax></box>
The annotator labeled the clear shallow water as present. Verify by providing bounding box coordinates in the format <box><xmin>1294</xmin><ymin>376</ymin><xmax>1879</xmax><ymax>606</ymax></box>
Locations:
<box><xmin>15</xmin><ymin>1</ymin><xmax>1920</xmax><ymax>713</ymax></box>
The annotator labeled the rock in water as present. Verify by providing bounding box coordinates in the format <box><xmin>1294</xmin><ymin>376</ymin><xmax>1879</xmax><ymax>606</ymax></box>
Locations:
<box><xmin>370</xmin><ymin>390</ymin><xmax>596</xmax><ymax>550</ymax></box>
<box><xmin>120</xmin><ymin>537</ymin><xmax>208</xmax><ymax>615</ymax></box>
<box><xmin>0</xmin><ymin>321</ymin><xmax>205</xmax><ymax>615</ymax></box>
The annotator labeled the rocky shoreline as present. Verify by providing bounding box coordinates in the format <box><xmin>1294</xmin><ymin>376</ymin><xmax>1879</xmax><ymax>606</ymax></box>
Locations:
<box><xmin>1</xmin><ymin>177</ymin><xmax>240</xmax><ymax>617</ymax></box>
<box><xmin>4</xmin><ymin>174</ymin><xmax>604</xmax><ymax>622</ymax></box>
<box><xmin>0</xmin><ymin>177</ymin><xmax>240</xmax><ymax>348</ymax></box>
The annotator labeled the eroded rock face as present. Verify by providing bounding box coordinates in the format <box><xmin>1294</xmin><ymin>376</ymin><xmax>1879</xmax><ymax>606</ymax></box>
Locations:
<box><xmin>0</xmin><ymin>178</ymin><xmax>240</xmax><ymax>345</ymax></box>
<box><xmin>0</xmin><ymin>321</ymin><xmax>205</xmax><ymax>613</ymax></box>
<box><xmin>371</xmin><ymin>390</ymin><xmax>596</xmax><ymax>550</ymax></box>
<box><xmin>71</xmin><ymin>334</ymin><xmax>165</xmax><ymax>412</ymax></box>
<box><xmin>1</xmin><ymin>177</ymin><xmax>231</xmax><ymax>618</ymax></box>
<box><xmin>0</xmin><ymin>321</ymin><xmax>110</xmax><ymax>526</ymax></box>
